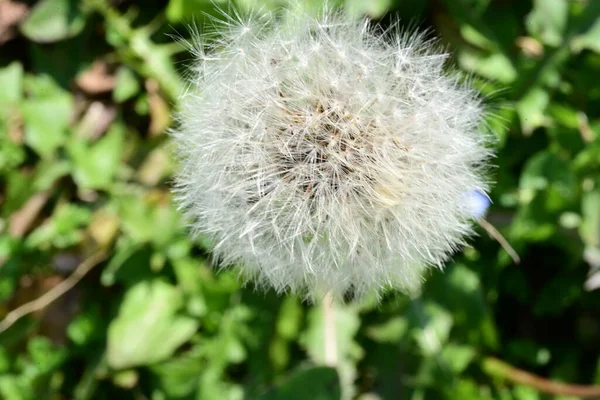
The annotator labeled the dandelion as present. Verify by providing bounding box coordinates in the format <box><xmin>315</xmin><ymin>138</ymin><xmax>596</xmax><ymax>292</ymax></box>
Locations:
<box><xmin>171</xmin><ymin>4</ymin><xmax>493</xmax><ymax>300</ymax></box>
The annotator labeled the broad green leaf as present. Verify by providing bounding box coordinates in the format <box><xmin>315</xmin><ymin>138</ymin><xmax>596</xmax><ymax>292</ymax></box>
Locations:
<box><xmin>26</xmin><ymin>204</ymin><xmax>91</xmax><ymax>249</ymax></box>
<box><xmin>513</xmin><ymin>385</ymin><xmax>540</xmax><ymax>400</ymax></box>
<box><xmin>100</xmin><ymin>242</ymin><xmax>143</xmax><ymax>286</ymax></box>
<box><xmin>459</xmin><ymin>51</ymin><xmax>517</xmax><ymax>83</ymax></box>
<box><xmin>107</xmin><ymin>279</ymin><xmax>199</xmax><ymax>369</ymax></box>
<box><xmin>0</xmin><ymin>375</ymin><xmax>32</xmax><ymax>400</ymax></box>
<box><xmin>520</xmin><ymin>151</ymin><xmax>576</xmax><ymax>209</ymax></box>
<box><xmin>20</xmin><ymin>0</ymin><xmax>86</xmax><ymax>43</ymax></box>
<box><xmin>548</xmin><ymin>104</ymin><xmax>579</xmax><ymax>129</ymax></box>
<box><xmin>67</xmin><ymin>306</ymin><xmax>104</xmax><ymax>346</ymax></box>
<box><xmin>0</xmin><ymin>62</ymin><xmax>23</xmax><ymax>105</ymax></box>
<box><xmin>345</xmin><ymin>0</ymin><xmax>393</xmax><ymax>18</ymax></box>
<box><xmin>526</xmin><ymin>0</ymin><xmax>568</xmax><ymax>47</ymax></box>
<box><xmin>571</xmin><ymin>18</ymin><xmax>600</xmax><ymax>53</ymax></box>
<box><xmin>27</xmin><ymin>336</ymin><xmax>67</xmax><ymax>374</ymax></box>
<box><xmin>365</xmin><ymin>317</ymin><xmax>409</xmax><ymax>343</ymax></box>
<box><xmin>196</xmin><ymin>369</ymin><xmax>244</xmax><ymax>400</ymax></box>
<box><xmin>118</xmin><ymin>194</ymin><xmax>182</xmax><ymax>248</ymax></box>
<box><xmin>68</xmin><ymin>124</ymin><xmax>123</xmax><ymax>190</ymax></box>
<box><xmin>516</xmin><ymin>87</ymin><xmax>550</xmax><ymax>135</ymax></box>
<box><xmin>441</xmin><ymin>344</ymin><xmax>476</xmax><ymax>374</ymax></box>
<box><xmin>573</xmin><ymin>137</ymin><xmax>600</xmax><ymax>174</ymax></box>
<box><xmin>150</xmin><ymin>353</ymin><xmax>204</xmax><ymax>398</ymax></box>
<box><xmin>113</xmin><ymin>67</ymin><xmax>140</xmax><ymax>103</ymax></box>
<box><xmin>129</xmin><ymin>33</ymin><xmax>182</xmax><ymax>101</ymax></box>
<box><xmin>21</xmin><ymin>95</ymin><xmax>71</xmax><ymax>157</ymax></box>
<box><xmin>111</xmin><ymin>370</ymin><xmax>138</xmax><ymax>389</ymax></box>
<box><xmin>260</xmin><ymin>367</ymin><xmax>341</xmax><ymax>400</ymax></box>
<box><xmin>412</xmin><ymin>302</ymin><xmax>453</xmax><ymax>356</ymax></box>
<box><xmin>427</xmin><ymin>263</ymin><xmax>499</xmax><ymax>349</ymax></box>
<box><xmin>171</xmin><ymin>257</ymin><xmax>207</xmax><ymax>317</ymax></box>
<box><xmin>276</xmin><ymin>296</ymin><xmax>303</xmax><ymax>340</ymax></box>
<box><xmin>32</xmin><ymin>159</ymin><xmax>71</xmax><ymax>191</ymax></box>
<box><xmin>0</xmin><ymin>138</ymin><xmax>26</xmax><ymax>173</ymax></box>
<box><xmin>269</xmin><ymin>337</ymin><xmax>290</xmax><ymax>370</ymax></box>
<box><xmin>460</xmin><ymin>24</ymin><xmax>495</xmax><ymax>51</ymax></box>
<box><xmin>166</xmin><ymin>0</ymin><xmax>227</xmax><ymax>23</ymax></box>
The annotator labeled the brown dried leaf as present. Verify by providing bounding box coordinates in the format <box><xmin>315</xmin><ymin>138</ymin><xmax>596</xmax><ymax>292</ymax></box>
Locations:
<box><xmin>88</xmin><ymin>208</ymin><xmax>120</xmax><ymax>247</ymax></box>
<box><xmin>76</xmin><ymin>60</ymin><xmax>116</xmax><ymax>94</ymax></box>
<box><xmin>146</xmin><ymin>79</ymin><xmax>171</xmax><ymax>136</ymax></box>
<box><xmin>76</xmin><ymin>101</ymin><xmax>117</xmax><ymax>140</ymax></box>
<box><xmin>8</xmin><ymin>189</ymin><xmax>51</xmax><ymax>238</ymax></box>
<box><xmin>138</xmin><ymin>148</ymin><xmax>170</xmax><ymax>186</ymax></box>
<box><xmin>0</xmin><ymin>1</ymin><xmax>28</xmax><ymax>45</ymax></box>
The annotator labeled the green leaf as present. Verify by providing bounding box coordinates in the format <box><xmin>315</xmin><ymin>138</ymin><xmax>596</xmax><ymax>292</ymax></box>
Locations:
<box><xmin>526</xmin><ymin>0</ymin><xmax>568</xmax><ymax>47</ymax></box>
<box><xmin>0</xmin><ymin>62</ymin><xmax>23</xmax><ymax>105</ymax></box>
<box><xmin>171</xmin><ymin>257</ymin><xmax>207</xmax><ymax>317</ymax></box>
<box><xmin>441</xmin><ymin>344</ymin><xmax>476</xmax><ymax>374</ymax></box>
<box><xmin>21</xmin><ymin>95</ymin><xmax>72</xmax><ymax>158</ymax></box>
<box><xmin>68</xmin><ymin>124</ymin><xmax>124</xmax><ymax>190</ymax></box>
<box><xmin>117</xmin><ymin>194</ymin><xmax>182</xmax><ymax>249</ymax></box>
<box><xmin>413</xmin><ymin>302</ymin><xmax>453</xmax><ymax>356</ymax></box>
<box><xmin>0</xmin><ymin>137</ymin><xmax>26</xmax><ymax>173</ymax></box>
<box><xmin>276</xmin><ymin>296</ymin><xmax>303</xmax><ymax>340</ymax></box>
<box><xmin>460</xmin><ymin>24</ymin><xmax>496</xmax><ymax>51</ymax></box>
<box><xmin>67</xmin><ymin>306</ymin><xmax>104</xmax><ymax>346</ymax></box>
<box><xmin>100</xmin><ymin>242</ymin><xmax>143</xmax><ymax>286</ymax></box>
<box><xmin>107</xmin><ymin>279</ymin><xmax>199</xmax><ymax>369</ymax></box>
<box><xmin>166</xmin><ymin>0</ymin><xmax>227</xmax><ymax>22</ymax></box>
<box><xmin>571</xmin><ymin>18</ymin><xmax>600</xmax><ymax>53</ymax></box>
<box><xmin>260</xmin><ymin>367</ymin><xmax>341</xmax><ymax>400</ymax></box>
<box><xmin>27</xmin><ymin>336</ymin><xmax>67</xmax><ymax>373</ymax></box>
<box><xmin>345</xmin><ymin>0</ymin><xmax>394</xmax><ymax>18</ymax></box>
<box><xmin>26</xmin><ymin>204</ymin><xmax>91</xmax><ymax>249</ymax></box>
<box><xmin>516</xmin><ymin>87</ymin><xmax>550</xmax><ymax>135</ymax></box>
<box><xmin>513</xmin><ymin>385</ymin><xmax>541</xmax><ymax>400</ymax></box>
<box><xmin>20</xmin><ymin>0</ymin><xmax>86</xmax><ymax>43</ymax></box>
<box><xmin>459</xmin><ymin>51</ymin><xmax>517</xmax><ymax>83</ymax></box>
<box><xmin>365</xmin><ymin>317</ymin><xmax>409</xmax><ymax>343</ymax></box>
<box><xmin>520</xmin><ymin>151</ymin><xmax>577</xmax><ymax>210</ymax></box>
<box><xmin>113</xmin><ymin>67</ymin><xmax>140</xmax><ymax>103</ymax></box>
<box><xmin>150</xmin><ymin>352</ymin><xmax>204</xmax><ymax>398</ymax></box>
<box><xmin>0</xmin><ymin>375</ymin><xmax>32</xmax><ymax>400</ymax></box>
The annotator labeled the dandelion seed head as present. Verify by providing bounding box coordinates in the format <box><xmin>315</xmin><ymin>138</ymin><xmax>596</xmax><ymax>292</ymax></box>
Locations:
<box><xmin>171</xmin><ymin>5</ymin><xmax>493</xmax><ymax>300</ymax></box>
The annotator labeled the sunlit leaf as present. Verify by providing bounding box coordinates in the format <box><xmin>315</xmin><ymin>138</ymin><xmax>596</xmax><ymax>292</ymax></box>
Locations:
<box><xmin>20</xmin><ymin>0</ymin><xmax>86</xmax><ymax>43</ymax></box>
<box><xmin>107</xmin><ymin>279</ymin><xmax>199</xmax><ymax>369</ymax></box>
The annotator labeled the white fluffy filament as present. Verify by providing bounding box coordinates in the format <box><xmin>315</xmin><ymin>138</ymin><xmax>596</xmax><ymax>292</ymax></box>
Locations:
<box><xmin>171</xmin><ymin>5</ymin><xmax>493</xmax><ymax>300</ymax></box>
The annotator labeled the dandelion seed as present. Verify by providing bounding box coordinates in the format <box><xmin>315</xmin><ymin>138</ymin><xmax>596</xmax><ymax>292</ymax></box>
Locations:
<box><xmin>171</xmin><ymin>4</ymin><xmax>493</xmax><ymax>300</ymax></box>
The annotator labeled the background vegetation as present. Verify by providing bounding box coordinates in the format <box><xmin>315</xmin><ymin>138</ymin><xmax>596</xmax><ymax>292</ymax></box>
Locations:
<box><xmin>0</xmin><ymin>0</ymin><xmax>599</xmax><ymax>399</ymax></box>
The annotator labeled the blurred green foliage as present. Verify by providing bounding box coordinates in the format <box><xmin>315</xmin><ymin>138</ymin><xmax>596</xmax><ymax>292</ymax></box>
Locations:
<box><xmin>0</xmin><ymin>0</ymin><xmax>599</xmax><ymax>399</ymax></box>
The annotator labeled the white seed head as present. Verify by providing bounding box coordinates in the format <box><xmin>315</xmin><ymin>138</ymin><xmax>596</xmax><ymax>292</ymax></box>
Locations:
<box><xmin>171</xmin><ymin>5</ymin><xmax>493</xmax><ymax>300</ymax></box>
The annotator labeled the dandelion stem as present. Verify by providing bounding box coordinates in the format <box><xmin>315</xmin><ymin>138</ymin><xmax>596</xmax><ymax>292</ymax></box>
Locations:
<box><xmin>322</xmin><ymin>291</ymin><xmax>338</xmax><ymax>367</ymax></box>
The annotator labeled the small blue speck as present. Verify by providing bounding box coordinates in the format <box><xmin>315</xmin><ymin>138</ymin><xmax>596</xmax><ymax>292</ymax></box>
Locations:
<box><xmin>465</xmin><ymin>190</ymin><xmax>491</xmax><ymax>219</ymax></box>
